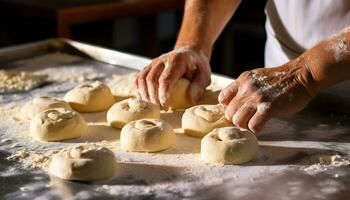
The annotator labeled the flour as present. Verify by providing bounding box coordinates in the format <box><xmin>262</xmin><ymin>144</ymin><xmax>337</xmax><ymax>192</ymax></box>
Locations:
<box><xmin>251</xmin><ymin>72</ymin><xmax>286</xmax><ymax>100</ymax></box>
<box><xmin>107</xmin><ymin>72</ymin><xmax>138</xmax><ymax>101</ymax></box>
<box><xmin>256</xmin><ymin>102</ymin><xmax>271</xmax><ymax>114</ymax></box>
<box><xmin>0</xmin><ymin>70</ymin><xmax>47</xmax><ymax>93</ymax></box>
<box><xmin>303</xmin><ymin>154</ymin><xmax>350</xmax><ymax>174</ymax></box>
<box><xmin>326</xmin><ymin>29</ymin><xmax>350</xmax><ymax>62</ymax></box>
<box><xmin>327</xmin><ymin>35</ymin><xmax>349</xmax><ymax>63</ymax></box>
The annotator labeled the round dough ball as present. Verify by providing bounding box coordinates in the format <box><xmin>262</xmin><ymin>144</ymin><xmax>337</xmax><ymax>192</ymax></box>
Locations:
<box><xmin>182</xmin><ymin>104</ymin><xmax>232</xmax><ymax>137</ymax></box>
<box><xmin>165</xmin><ymin>78</ymin><xmax>193</xmax><ymax>109</ymax></box>
<box><xmin>201</xmin><ymin>127</ymin><xmax>258</xmax><ymax>164</ymax></box>
<box><xmin>64</xmin><ymin>81</ymin><xmax>115</xmax><ymax>112</ymax></box>
<box><xmin>21</xmin><ymin>96</ymin><xmax>71</xmax><ymax>119</ymax></box>
<box><xmin>49</xmin><ymin>144</ymin><xmax>117</xmax><ymax>181</ymax></box>
<box><xmin>120</xmin><ymin>119</ymin><xmax>176</xmax><ymax>152</ymax></box>
<box><xmin>107</xmin><ymin>98</ymin><xmax>160</xmax><ymax>129</ymax></box>
<box><xmin>30</xmin><ymin>108</ymin><xmax>87</xmax><ymax>141</ymax></box>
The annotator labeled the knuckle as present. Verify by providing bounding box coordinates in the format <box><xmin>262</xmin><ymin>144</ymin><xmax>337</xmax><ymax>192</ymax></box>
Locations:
<box><xmin>146</xmin><ymin>74</ymin><xmax>156</xmax><ymax>84</ymax></box>
<box><xmin>159</xmin><ymin>73</ymin><xmax>172</xmax><ymax>84</ymax></box>
<box><xmin>138</xmin><ymin>78</ymin><xmax>147</xmax><ymax>88</ymax></box>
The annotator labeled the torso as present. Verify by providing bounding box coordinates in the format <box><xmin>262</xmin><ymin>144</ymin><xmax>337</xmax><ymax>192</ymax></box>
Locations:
<box><xmin>265</xmin><ymin>0</ymin><xmax>350</xmax><ymax>66</ymax></box>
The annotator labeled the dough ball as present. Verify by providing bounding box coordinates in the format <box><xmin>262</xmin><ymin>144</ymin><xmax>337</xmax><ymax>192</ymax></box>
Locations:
<box><xmin>201</xmin><ymin>127</ymin><xmax>258</xmax><ymax>164</ymax></box>
<box><xmin>21</xmin><ymin>96</ymin><xmax>71</xmax><ymax>119</ymax></box>
<box><xmin>49</xmin><ymin>144</ymin><xmax>117</xmax><ymax>181</ymax></box>
<box><xmin>120</xmin><ymin>119</ymin><xmax>176</xmax><ymax>152</ymax></box>
<box><xmin>165</xmin><ymin>78</ymin><xmax>193</xmax><ymax>109</ymax></box>
<box><xmin>30</xmin><ymin>108</ymin><xmax>87</xmax><ymax>141</ymax></box>
<box><xmin>64</xmin><ymin>81</ymin><xmax>115</xmax><ymax>112</ymax></box>
<box><xmin>107</xmin><ymin>98</ymin><xmax>160</xmax><ymax>129</ymax></box>
<box><xmin>182</xmin><ymin>104</ymin><xmax>232</xmax><ymax>137</ymax></box>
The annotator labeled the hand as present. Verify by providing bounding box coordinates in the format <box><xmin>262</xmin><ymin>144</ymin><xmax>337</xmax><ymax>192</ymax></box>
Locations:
<box><xmin>218</xmin><ymin>60</ymin><xmax>317</xmax><ymax>133</ymax></box>
<box><xmin>135</xmin><ymin>46</ymin><xmax>211</xmax><ymax>106</ymax></box>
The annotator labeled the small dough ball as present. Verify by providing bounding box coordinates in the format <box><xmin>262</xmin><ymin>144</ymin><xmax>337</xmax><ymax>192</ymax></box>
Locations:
<box><xmin>30</xmin><ymin>108</ymin><xmax>87</xmax><ymax>141</ymax></box>
<box><xmin>182</xmin><ymin>104</ymin><xmax>232</xmax><ymax>137</ymax></box>
<box><xmin>165</xmin><ymin>78</ymin><xmax>193</xmax><ymax>109</ymax></box>
<box><xmin>64</xmin><ymin>81</ymin><xmax>115</xmax><ymax>112</ymax></box>
<box><xmin>49</xmin><ymin>144</ymin><xmax>117</xmax><ymax>181</ymax></box>
<box><xmin>107</xmin><ymin>98</ymin><xmax>160</xmax><ymax>129</ymax></box>
<box><xmin>201</xmin><ymin>127</ymin><xmax>258</xmax><ymax>164</ymax></box>
<box><xmin>121</xmin><ymin>119</ymin><xmax>176</xmax><ymax>152</ymax></box>
<box><xmin>21</xmin><ymin>96</ymin><xmax>71</xmax><ymax>119</ymax></box>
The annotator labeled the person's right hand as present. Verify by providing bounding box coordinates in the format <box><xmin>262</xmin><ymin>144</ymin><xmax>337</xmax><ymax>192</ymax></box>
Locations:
<box><xmin>135</xmin><ymin>46</ymin><xmax>211</xmax><ymax>106</ymax></box>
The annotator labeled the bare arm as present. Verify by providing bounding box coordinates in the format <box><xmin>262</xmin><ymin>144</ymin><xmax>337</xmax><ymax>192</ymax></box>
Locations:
<box><xmin>175</xmin><ymin>0</ymin><xmax>241</xmax><ymax>57</ymax></box>
<box><xmin>135</xmin><ymin>0</ymin><xmax>241</xmax><ymax>106</ymax></box>
<box><xmin>303</xmin><ymin>28</ymin><xmax>350</xmax><ymax>93</ymax></box>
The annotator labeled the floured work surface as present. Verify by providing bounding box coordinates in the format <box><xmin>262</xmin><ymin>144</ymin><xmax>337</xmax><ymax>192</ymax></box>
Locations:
<box><xmin>0</xmin><ymin>50</ymin><xmax>350</xmax><ymax>200</ymax></box>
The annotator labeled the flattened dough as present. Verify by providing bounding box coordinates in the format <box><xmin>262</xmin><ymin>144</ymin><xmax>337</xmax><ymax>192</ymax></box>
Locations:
<box><xmin>64</xmin><ymin>81</ymin><xmax>115</xmax><ymax>112</ymax></box>
<box><xmin>107</xmin><ymin>98</ymin><xmax>160</xmax><ymax>129</ymax></box>
<box><xmin>21</xmin><ymin>96</ymin><xmax>71</xmax><ymax>119</ymax></box>
<box><xmin>182</xmin><ymin>104</ymin><xmax>232</xmax><ymax>137</ymax></box>
<box><xmin>49</xmin><ymin>144</ymin><xmax>117</xmax><ymax>181</ymax></box>
<box><xmin>120</xmin><ymin>119</ymin><xmax>176</xmax><ymax>152</ymax></box>
<box><xmin>30</xmin><ymin>108</ymin><xmax>87</xmax><ymax>141</ymax></box>
<box><xmin>201</xmin><ymin>127</ymin><xmax>258</xmax><ymax>164</ymax></box>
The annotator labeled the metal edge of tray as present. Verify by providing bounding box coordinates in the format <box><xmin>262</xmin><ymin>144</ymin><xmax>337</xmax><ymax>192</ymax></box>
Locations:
<box><xmin>0</xmin><ymin>38</ymin><xmax>152</xmax><ymax>70</ymax></box>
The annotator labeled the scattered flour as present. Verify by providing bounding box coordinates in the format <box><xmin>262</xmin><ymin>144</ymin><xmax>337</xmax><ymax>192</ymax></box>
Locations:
<box><xmin>327</xmin><ymin>35</ymin><xmax>349</xmax><ymax>62</ymax></box>
<box><xmin>303</xmin><ymin>154</ymin><xmax>350</xmax><ymax>173</ymax></box>
<box><xmin>0</xmin><ymin>70</ymin><xmax>47</xmax><ymax>93</ymax></box>
<box><xmin>250</xmin><ymin>72</ymin><xmax>286</xmax><ymax>100</ymax></box>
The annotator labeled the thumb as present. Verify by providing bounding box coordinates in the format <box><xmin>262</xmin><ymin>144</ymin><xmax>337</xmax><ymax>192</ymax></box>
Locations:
<box><xmin>188</xmin><ymin>71</ymin><xmax>210</xmax><ymax>104</ymax></box>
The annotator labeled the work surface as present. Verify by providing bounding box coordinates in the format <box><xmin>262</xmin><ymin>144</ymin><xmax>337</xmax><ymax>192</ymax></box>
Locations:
<box><xmin>0</xmin><ymin>40</ymin><xmax>349</xmax><ymax>200</ymax></box>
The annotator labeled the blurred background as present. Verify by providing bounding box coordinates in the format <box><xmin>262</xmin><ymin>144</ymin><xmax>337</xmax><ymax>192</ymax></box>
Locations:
<box><xmin>0</xmin><ymin>0</ymin><xmax>267</xmax><ymax>78</ymax></box>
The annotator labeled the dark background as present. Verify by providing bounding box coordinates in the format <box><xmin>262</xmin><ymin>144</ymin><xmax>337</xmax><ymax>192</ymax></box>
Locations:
<box><xmin>0</xmin><ymin>0</ymin><xmax>267</xmax><ymax>78</ymax></box>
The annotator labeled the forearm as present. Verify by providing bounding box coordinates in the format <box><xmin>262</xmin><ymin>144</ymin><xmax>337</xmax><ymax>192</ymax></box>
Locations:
<box><xmin>294</xmin><ymin>27</ymin><xmax>350</xmax><ymax>94</ymax></box>
<box><xmin>175</xmin><ymin>0</ymin><xmax>241</xmax><ymax>57</ymax></box>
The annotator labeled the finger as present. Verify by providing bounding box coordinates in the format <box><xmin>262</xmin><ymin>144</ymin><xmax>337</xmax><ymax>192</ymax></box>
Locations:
<box><xmin>248</xmin><ymin>102</ymin><xmax>271</xmax><ymax>133</ymax></box>
<box><xmin>158</xmin><ymin>61</ymin><xmax>186</xmax><ymax>106</ymax></box>
<box><xmin>218</xmin><ymin>81</ymin><xmax>238</xmax><ymax>106</ymax></box>
<box><xmin>188</xmin><ymin>68</ymin><xmax>211</xmax><ymax>103</ymax></box>
<box><xmin>224</xmin><ymin>97</ymin><xmax>243</xmax><ymax>122</ymax></box>
<box><xmin>232</xmin><ymin>104</ymin><xmax>257</xmax><ymax>130</ymax></box>
<box><xmin>136</xmin><ymin>66</ymin><xmax>152</xmax><ymax>101</ymax></box>
<box><xmin>146</xmin><ymin>63</ymin><xmax>165</xmax><ymax>105</ymax></box>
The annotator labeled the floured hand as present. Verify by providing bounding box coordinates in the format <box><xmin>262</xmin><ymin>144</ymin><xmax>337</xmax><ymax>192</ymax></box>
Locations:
<box><xmin>135</xmin><ymin>46</ymin><xmax>211</xmax><ymax>106</ymax></box>
<box><xmin>219</xmin><ymin>60</ymin><xmax>316</xmax><ymax>133</ymax></box>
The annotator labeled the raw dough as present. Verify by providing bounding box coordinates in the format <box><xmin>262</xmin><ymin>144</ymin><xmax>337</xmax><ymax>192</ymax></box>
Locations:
<box><xmin>201</xmin><ymin>127</ymin><xmax>258</xmax><ymax>164</ymax></box>
<box><xmin>182</xmin><ymin>104</ymin><xmax>232</xmax><ymax>137</ymax></box>
<box><xmin>30</xmin><ymin>108</ymin><xmax>87</xmax><ymax>141</ymax></box>
<box><xmin>64</xmin><ymin>81</ymin><xmax>115</xmax><ymax>112</ymax></box>
<box><xmin>49</xmin><ymin>144</ymin><xmax>117</xmax><ymax>181</ymax></box>
<box><xmin>21</xmin><ymin>96</ymin><xmax>71</xmax><ymax>119</ymax></box>
<box><xmin>165</xmin><ymin>78</ymin><xmax>193</xmax><ymax>109</ymax></box>
<box><xmin>120</xmin><ymin>119</ymin><xmax>176</xmax><ymax>152</ymax></box>
<box><xmin>107</xmin><ymin>97</ymin><xmax>160</xmax><ymax>129</ymax></box>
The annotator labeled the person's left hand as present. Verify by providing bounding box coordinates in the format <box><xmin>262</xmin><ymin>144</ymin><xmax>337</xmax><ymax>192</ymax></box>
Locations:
<box><xmin>218</xmin><ymin>60</ymin><xmax>317</xmax><ymax>133</ymax></box>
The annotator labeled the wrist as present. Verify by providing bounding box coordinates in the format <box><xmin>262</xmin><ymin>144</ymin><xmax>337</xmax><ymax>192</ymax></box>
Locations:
<box><xmin>286</xmin><ymin>56</ymin><xmax>321</xmax><ymax>97</ymax></box>
<box><xmin>174</xmin><ymin>42</ymin><xmax>212</xmax><ymax>59</ymax></box>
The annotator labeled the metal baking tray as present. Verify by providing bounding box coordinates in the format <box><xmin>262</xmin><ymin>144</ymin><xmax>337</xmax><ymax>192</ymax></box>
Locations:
<box><xmin>0</xmin><ymin>38</ymin><xmax>349</xmax><ymax>200</ymax></box>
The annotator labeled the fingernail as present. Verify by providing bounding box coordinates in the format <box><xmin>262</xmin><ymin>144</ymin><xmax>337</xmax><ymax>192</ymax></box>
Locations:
<box><xmin>218</xmin><ymin>92</ymin><xmax>226</xmax><ymax>103</ymax></box>
<box><xmin>232</xmin><ymin>112</ymin><xmax>239</xmax><ymax>125</ymax></box>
